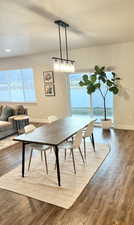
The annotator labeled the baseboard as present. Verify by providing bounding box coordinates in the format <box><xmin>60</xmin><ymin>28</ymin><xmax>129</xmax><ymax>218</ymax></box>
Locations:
<box><xmin>94</xmin><ymin>122</ymin><xmax>134</xmax><ymax>131</ymax></box>
<box><xmin>30</xmin><ymin>118</ymin><xmax>49</xmax><ymax>123</ymax></box>
<box><xmin>113</xmin><ymin>124</ymin><xmax>134</xmax><ymax>130</ymax></box>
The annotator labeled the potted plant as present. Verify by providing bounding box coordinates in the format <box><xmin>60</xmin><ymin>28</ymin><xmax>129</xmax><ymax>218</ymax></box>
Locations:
<box><xmin>79</xmin><ymin>65</ymin><xmax>120</xmax><ymax>129</ymax></box>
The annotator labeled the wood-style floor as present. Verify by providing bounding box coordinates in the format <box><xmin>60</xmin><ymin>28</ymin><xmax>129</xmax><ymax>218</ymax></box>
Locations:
<box><xmin>0</xmin><ymin>127</ymin><xmax>134</xmax><ymax>225</ymax></box>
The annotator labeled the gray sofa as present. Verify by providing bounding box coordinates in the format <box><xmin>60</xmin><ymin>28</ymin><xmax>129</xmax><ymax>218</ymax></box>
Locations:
<box><xmin>0</xmin><ymin>105</ymin><xmax>28</xmax><ymax>139</ymax></box>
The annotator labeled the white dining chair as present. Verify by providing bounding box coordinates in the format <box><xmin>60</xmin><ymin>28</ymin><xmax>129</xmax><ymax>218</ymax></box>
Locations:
<box><xmin>82</xmin><ymin>121</ymin><xmax>95</xmax><ymax>159</ymax></box>
<box><xmin>24</xmin><ymin>124</ymin><xmax>51</xmax><ymax>174</ymax></box>
<box><xmin>59</xmin><ymin>129</ymin><xmax>85</xmax><ymax>174</ymax></box>
<box><xmin>48</xmin><ymin>115</ymin><xmax>58</xmax><ymax>123</ymax></box>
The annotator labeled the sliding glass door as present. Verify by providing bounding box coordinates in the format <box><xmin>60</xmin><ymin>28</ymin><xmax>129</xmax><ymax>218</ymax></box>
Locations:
<box><xmin>69</xmin><ymin>72</ymin><xmax>113</xmax><ymax>121</ymax></box>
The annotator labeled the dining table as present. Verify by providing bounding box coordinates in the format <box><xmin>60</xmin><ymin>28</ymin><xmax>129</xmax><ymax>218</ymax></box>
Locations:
<box><xmin>14</xmin><ymin>116</ymin><xmax>95</xmax><ymax>186</ymax></box>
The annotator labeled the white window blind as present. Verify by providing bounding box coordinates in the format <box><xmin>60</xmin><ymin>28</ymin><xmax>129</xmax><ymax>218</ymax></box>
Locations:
<box><xmin>0</xmin><ymin>68</ymin><xmax>36</xmax><ymax>102</ymax></box>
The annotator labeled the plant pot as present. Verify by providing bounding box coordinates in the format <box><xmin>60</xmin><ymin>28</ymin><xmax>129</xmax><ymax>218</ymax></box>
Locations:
<box><xmin>101</xmin><ymin>119</ymin><xmax>112</xmax><ymax>129</ymax></box>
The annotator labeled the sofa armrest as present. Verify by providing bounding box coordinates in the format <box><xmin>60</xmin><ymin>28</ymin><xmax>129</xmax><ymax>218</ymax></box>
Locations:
<box><xmin>8</xmin><ymin>115</ymin><xmax>16</xmax><ymax>123</ymax></box>
<box><xmin>8</xmin><ymin>115</ymin><xmax>17</xmax><ymax>129</ymax></box>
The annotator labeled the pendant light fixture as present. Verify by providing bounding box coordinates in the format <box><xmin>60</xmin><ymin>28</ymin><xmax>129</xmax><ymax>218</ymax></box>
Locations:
<box><xmin>52</xmin><ymin>20</ymin><xmax>75</xmax><ymax>73</ymax></box>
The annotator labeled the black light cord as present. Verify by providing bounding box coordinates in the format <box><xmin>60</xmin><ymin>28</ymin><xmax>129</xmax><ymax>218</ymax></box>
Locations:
<box><xmin>65</xmin><ymin>26</ymin><xmax>69</xmax><ymax>61</ymax></box>
<box><xmin>58</xmin><ymin>24</ymin><xmax>62</xmax><ymax>60</ymax></box>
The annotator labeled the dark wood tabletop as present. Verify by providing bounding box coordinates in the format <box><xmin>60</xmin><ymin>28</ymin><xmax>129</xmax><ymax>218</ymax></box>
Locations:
<box><xmin>14</xmin><ymin>116</ymin><xmax>95</xmax><ymax>146</ymax></box>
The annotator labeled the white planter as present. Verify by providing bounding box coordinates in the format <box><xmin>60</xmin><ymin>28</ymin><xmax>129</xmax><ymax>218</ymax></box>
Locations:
<box><xmin>101</xmin><ymin>119</ymin><xmax>112</xmax><ymax>129</ymax></box>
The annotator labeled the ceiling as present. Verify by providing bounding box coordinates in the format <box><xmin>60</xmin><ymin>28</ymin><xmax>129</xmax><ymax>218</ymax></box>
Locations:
<box><xmin>0</xmin><ymin>0</ymin><xmax>134</xmax><ymax>58</ymax></box>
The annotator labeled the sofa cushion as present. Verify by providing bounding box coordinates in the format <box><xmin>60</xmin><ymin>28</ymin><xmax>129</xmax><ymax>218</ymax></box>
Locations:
<box><xmin>0</xmin><ymin>105</ymin><xmax>15</xmax><ymax>121</ymax></box>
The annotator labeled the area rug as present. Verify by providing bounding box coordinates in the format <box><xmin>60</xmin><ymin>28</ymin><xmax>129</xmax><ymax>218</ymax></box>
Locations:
<box><xmin>0</xmin><ymin>142</ymin><xmax>110</xmax><ymax>209</ymax></box>
<box><xmin>0</xmin><ymin>135</ymin><xmax>18</xmax><ymax>150</ymax></box>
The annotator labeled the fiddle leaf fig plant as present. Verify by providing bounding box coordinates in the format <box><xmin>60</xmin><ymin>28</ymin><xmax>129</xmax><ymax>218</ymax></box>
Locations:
<box><xmin>79</xmin><ymin>65</ymin><xmax>120</xmax><ymax>120</ymax></box>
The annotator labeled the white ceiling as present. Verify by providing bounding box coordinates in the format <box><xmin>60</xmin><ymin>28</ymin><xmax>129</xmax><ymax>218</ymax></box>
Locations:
<box><xmin>0</xmin><ymin>0</ymin><xmax>134</xmax><ymax>58</ymax></box>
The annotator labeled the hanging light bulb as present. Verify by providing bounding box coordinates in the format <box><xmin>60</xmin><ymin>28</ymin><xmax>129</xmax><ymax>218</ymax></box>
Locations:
<box><xmin>60</xmin><ymin>60</ymin><xmax>65</xmax><ymax>72</ymax></box>
<box><xmin>65</xmin><ymin>61</ymin><xmax>69</xmax><ymax>72</ymax></box>
<box><xmin>70</xmin><ymin>62</ymin><xmax>75</xmax><ymax>72</ymax></box>
<box><xmin>53</xmin><ymin>59</ymin><xmax>60</xmax><ymax>71</ymax></box>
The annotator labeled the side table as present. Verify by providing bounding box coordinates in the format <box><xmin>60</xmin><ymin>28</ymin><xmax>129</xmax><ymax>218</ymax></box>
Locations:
<box><xmin>14</xmin><ymin>115</ymin><xmax>29</xmax><ymax>134</ymax></box>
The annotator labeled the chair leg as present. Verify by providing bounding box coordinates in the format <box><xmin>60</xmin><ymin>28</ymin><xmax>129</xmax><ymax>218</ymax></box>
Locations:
<box><xmin>91</xmin><ymin>133</ymin><xmax>95</xmax><ymax>152</ymax></box>
<box><xmin>83</xmin><ymin>137</ymin><xmax>86</xmax><ymax>159</ymax></box>
<box><xmin>41</xmin><ymin>151</ymin><xmax>43</xmax><ymax>162</ymax></box>
<box><xmin>71</xmin><ymin>136</ymin><xmax>74</xmax><ymax>142</ymax></box>
<box><xmin>64</xmin><ymin>148</ymin><xmax>67</xmax><ymax>160</ymax></box>
<box><xmin>28</xmin><ymin>149</ymin><xmax>33</xmax><ymax>171</ymax></box>
<box><xmin>44</xmin><ymin>151</ymin><xmax>48</xmax><ymax>174</ymax></box>
<box><xmin>71</xmin><ymin>148</ymin><xmax>76</xmax><ymax>174</ymax></box>
<box><xmin>79</xmin><ymin>147</ymin><xmax>85</xmax><ymax>164</ymax></box>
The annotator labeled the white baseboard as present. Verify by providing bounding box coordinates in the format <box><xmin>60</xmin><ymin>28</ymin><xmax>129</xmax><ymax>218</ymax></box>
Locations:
<box><xmin>95</xmin><ymin>122</ymin><xmax>134</xmax><ymax>130</ymax></box>
<box><xmin>113</xmin><ymin>124</ymin><xmax>134</xmax><ymax>130</ymax></box>
<box><xmin>30</xmin><ymin>118</ymin><xmax>49</xmax><ymax>123</ymax></box>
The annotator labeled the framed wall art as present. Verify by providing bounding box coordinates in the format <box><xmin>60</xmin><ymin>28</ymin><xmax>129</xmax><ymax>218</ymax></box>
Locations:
<box><xmin>43</xmin><ymin>71</ymin><xmax>55</xmax><ymax>96</ymax></box>
<box><xmin>43</xmin><ymin>71</ymin><xmax>54</xmax><ymax>83</ymax></box>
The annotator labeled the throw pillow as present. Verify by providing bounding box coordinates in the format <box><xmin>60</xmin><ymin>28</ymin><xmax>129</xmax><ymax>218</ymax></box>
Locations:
<box><xmin>0</xmin><ymin>105</ymin><xmax>15</xmax><ymax>121</ymax></box>
<box><xmin>0</xmin><ymin>105</ymin><xmax>3</xmax><ymax>116</ymax></box>
<box><xmin>15</xmin><ymin>105</ymin><xmax>25</xmax><ymax>115</ymax></box>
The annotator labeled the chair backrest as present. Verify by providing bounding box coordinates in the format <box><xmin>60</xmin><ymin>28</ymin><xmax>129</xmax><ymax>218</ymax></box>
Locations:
<box><xmin>48</xmin><ymin>115</ymin><xmax>58</xmax><ymax>123</ymax></box>
<box><xmin>24</xmin><ymin>124</ymin><xmax>36</xmax><ymax>133</ymax></box>
<box><xmin>84</xmin><ymin>121</ymin><xmax>94</xmax><ymax>138</ymax></box>
<box><xmin>73</xmin><ymin>129</ymin><xmax>83</xmax><ymax>149</ymax></box>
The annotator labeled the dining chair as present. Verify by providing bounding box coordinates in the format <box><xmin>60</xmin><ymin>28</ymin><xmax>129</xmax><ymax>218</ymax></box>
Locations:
<box><xmin>82</xmin><ymin>121</ymin><xmax>95</xmax><ymax>159</ymax></box>
<box><xmin>48</xmin><ymin>115</ymin><xmax>58</xmax><ymax>123</ymax></box>
<box><xmin>59</xmin><ymin>129</ymin><xmax>85</xmax><ymax>174</ymax></box>
<box><xmin>24</xmin><ymin>124</ymin><xmax>51</xmax><ymax>174</ymax></box>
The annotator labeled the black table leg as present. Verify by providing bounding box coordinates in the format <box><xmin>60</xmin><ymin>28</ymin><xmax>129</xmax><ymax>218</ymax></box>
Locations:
<box><xmin>91</xmin><ymin>133</ymin><xmax>95</xmax><ymax>152</ymax></box>
<box><xmin>54</xmin><ymin>145</ymin><xmax>61</xmax><ymax>186</ymax></box>
<box><xmin>22</xmin><ymin>142</ymin><xmax>26</xmax><ymax>177</ymax></box>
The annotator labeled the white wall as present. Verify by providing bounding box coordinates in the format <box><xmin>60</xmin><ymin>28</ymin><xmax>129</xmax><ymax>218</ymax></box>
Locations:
<box><xmin>0</xmin><ymin>53</ymin><xmax>71</xmax><ymax>122</ymax></box>
<box><xmin>0</xmin><ymin>41</ymin><xmax>134</xmax><ymax>129</ymax></box>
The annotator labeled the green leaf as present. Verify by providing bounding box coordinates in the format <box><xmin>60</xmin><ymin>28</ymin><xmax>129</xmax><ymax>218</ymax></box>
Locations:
<box><xmin>82</xmin><ymin>74</ymin><xmax>89</xmax><ymax>82</ymax></box>
<box><xmin>112</xmin><ymin>72</ymin><xmax>116</xmax><ymax>77</ymax></box>
<box><xmin>90</xmin><ymin>74</ymin><xmax>97</xmax><ymax>83</ymax></box>
<box><xmin>107</xmin><ymin>80</ymin><xmax>113</xmax><ymax>87</ymax></box>
<box><xmin>101</xmin><ymin>71</ymin><xmax>106</xmax><ymax>77</ymax></box>
<box><xmin>109</xmin><ymin>86</ymin><xmax>119</xmax><ymax>94</ymax></box>
<box><xmin>115</xmin><ymin>77</ymin><xmax>121</xmax><ymax>80</ymax></box>
<box><xmin>94</xmin><ymin>65</ymin><xmax>99</xmax><ymax>71</ymax></box>
<box><xmin>99</xmin><ymin>76</ymin><xmax>106</xmax><ymax>83</ymax></box>
<box><xmin>94</xmin><ymin>65</ymin><xmax>101</xmax><ymax>74</ymax></box>
<box><xmin>101</xmin><ymin>66</ymin><xmax>105</xmax><ymax>71</ymax></box>
<box><xmin>79</xmin><ymin>81</ymin><xmax>85</xmax><ymax>87</ymax></box>
<box><xmin>87</xmin><ymin>84</ymin><xmax>96</xmax><ymax>95</ymax></box>
<box><xmin>95</xmin><ymin>83</ymin><xmax>100</xmax><ymax>89</ymax></box>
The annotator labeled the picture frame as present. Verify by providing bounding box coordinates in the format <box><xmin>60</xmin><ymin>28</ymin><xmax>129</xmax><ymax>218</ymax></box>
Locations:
<box><xmin>44</xmin><ymin>83</ymin><xmax>55</xmax><ymax>96</ymax></box>
<box><xmin>43</xmin><ymin>71</ymin><xmax>54</xmax><ymax>83</ymax></box>
<box><xmin>43</xmin><ymin>71</ymin><xmax>55</xmax><ymax>96</ymax></box>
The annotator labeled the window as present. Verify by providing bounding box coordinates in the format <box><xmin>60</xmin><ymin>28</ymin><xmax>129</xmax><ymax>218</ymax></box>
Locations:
<box><xmin>0</xmin><ymin>68</ymin><xmax>36</xmax><ymax>103</ymax></box>
<box><xmin>70</xmin><ymin>73</ymin><xmax>91</xmax><ymax>115</ymax></box>
<box><xmin>69</xmin><ymin>72</ymin><xmax>113</xmax><ymax>121</ymax></box>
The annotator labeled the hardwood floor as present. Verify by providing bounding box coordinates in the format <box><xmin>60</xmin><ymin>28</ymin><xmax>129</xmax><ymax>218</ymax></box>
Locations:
<box><xmin>0</xmin><ymin>127</ymin><xmax>134</xmax><ymax>225</ymax></box>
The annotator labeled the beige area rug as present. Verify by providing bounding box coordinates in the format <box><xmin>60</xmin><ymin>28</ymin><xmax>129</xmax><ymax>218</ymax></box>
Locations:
<box><xmin>0</xmin><ymin>135</ymin><xmax>18</xmax><ymax>150</ymax></box>
<box><xmin>0</xmin><ymin>142</ymin><xmax>110</xmax><ymax>209</ymax></box>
